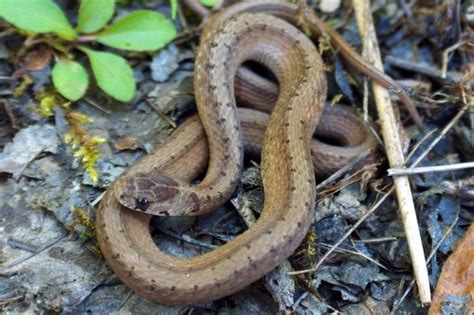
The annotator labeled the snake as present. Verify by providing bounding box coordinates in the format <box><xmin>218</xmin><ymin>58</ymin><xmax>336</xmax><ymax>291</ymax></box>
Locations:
<box><xmin>95</xmin><ymin>1</ymin><xmax>391</xmax><ymax>305</ymax></box>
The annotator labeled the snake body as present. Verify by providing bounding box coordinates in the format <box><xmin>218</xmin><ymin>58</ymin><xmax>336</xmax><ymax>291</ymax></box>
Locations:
<box><xmin>96</xmin><ymin>2</ymin><xmax>380</xmax><ymax>305</ymax></box>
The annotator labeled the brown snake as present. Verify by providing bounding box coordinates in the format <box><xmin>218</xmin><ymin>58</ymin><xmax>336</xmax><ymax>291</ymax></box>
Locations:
<box><xmin>95</xmin><ymin>1</ymin><xmax>386</xmax><ymax>305</ymax></box>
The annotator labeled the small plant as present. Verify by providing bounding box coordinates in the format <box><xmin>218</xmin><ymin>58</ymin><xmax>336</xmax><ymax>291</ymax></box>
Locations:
<box><xmin>0</xmin><ymin>0</ymin><xmax>177</xmax><ymax>102</ymax></box>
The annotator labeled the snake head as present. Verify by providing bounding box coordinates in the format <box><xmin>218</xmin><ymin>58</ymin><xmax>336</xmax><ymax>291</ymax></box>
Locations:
<box><xmin>115</xmin><ymin>172</ymin><xmax>200</xmax><ymax>216</ymax></box>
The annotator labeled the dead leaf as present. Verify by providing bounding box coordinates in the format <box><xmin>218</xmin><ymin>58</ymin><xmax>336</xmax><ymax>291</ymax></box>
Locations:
<box><xmin>22</xmin><ymin>46</ymin><xmax>53</xmax><ymax>71</ymax></box>
<box><xmin>113</xmin><ymin>136</ymin><xmax>139</xmax><ymax>151</ymax></box>
<box><xmin>429</xmin><ymin>224</ymin><xmax>474</xmax><ymax>314</ymax></box>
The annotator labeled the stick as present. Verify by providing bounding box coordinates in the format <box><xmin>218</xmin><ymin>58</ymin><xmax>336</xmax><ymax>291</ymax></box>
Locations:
<box><xmin>388</xmin><ymin>162</ymin><xmax>474</xmax><ymax>176</ymax></box>
<box><xmin>353</xmin><ymin>0</ymin><xmax>431</xmax><ymax>303</ymax></box>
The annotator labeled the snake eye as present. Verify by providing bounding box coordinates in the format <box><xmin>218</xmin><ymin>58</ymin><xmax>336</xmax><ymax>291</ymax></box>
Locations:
<box><xmin>135</xmin><ymin>197</ymin><xmax>150</xmax><ymax>212</ymax></box>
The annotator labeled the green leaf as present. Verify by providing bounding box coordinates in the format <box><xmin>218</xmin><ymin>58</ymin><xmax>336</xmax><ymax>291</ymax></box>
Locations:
<box><xmin>0</xmin><ymin>0</ymin><xmax>76</xmax><ymax>40</ymax></box>
<box><xmin>200</xmin><ymin>0</ymin><xmax>217</xmax><ymax>7</ymax></box>
<box><xmin>52</xmin><ymin>59</ymin><xmax>89</xmax><ymax>101</ymax></box>
<box><xmin>77</xmin><ymin>0</ymin><xmax>115</xmax><ymax>33</ymax></box>
<box><xmin>80</xmin><ymin>47</ymin><xmax>135</xmax><ymax>102</ymax></box>
<box><xmin>96</xmin><ymin>10</ymin><xmax>176</xmax><ymax>51</ymax></box>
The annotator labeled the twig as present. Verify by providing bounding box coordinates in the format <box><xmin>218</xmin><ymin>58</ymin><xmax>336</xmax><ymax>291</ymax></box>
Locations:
<box><xmin>317</xmin><ymin>242</ymin><xmax>388</xmax><ymax>270</ymax></box>
<box><xmin>385</xmin><ymin>56</ymin><xmax>462</xmax><ymax>84</ymax></box>
<box><xmin>288</xmin><ymin>186</ymin><xmax>395</xmax><ymax>275</ymax></box>
<box><xmin>353</xmin><ymin>0</ymin><xmax>431</xmax><ymax>303</ymax></box>
<box><xmin>315</xmin><ymin>150</ymin><xmax>372</xmax><ymax>191</ymax></box>
<box><xmin>354</xmin><ymin>236</ymin><xmax>398</xmax><ymax>243</ymax></box>
<box><xmin>409</xmin><ymin>104</ymin><xmax>469</xmax><ymax>168</ymax></box>
<box><xmin>83</xmin><ymin>97</ymin><xmax>111</xmax><ymax>115</ymax></box>
<box><xmin>388</xmin><ymin>161</ymin><xmax>474</xmax><ymax>176</ymax></box>
<box><xmin>156</xmin><ymin>226</ymin><xmax>217</xmax><ymax>250</ymax></box>
<box><xmin>0</xmin><ymin>234</ymin><xmax>68</xmax><ymax>274</ymax></box>
<box><xmin>146</xmin><ymin>99</ymin><xmax>177</xmax><ymax>129</ymax></box>
<box><xmin>1</xmin><ymin>99</ymin><xmax>21</xmax><ymax>129</ymax></box>
<box><xmin>441</xmin><ymin>40</ymin><xmax>469</xmax><ymax>79</ymax></box>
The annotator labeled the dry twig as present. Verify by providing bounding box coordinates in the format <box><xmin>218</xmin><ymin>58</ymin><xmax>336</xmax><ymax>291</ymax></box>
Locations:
<box><xmin>353</xmin><ymin>0</ymin><xmax>431</xmax><ymax>303</ymax></box>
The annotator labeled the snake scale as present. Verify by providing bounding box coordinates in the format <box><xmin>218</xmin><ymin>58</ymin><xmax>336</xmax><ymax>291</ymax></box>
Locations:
<box><xmin>95</xmin><ymin>0</ymin><xmax>394</xmax><ymax>305</ymax></box>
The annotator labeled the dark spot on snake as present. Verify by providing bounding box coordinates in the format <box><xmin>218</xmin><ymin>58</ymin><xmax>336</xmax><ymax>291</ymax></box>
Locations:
<box><xmin>128</xmin><ymin>271</ymin><xmax>133</xmax><ymax>277</ymax></box>
<box><xmin>286</xmin><ymin>139</ymin><xmax>290</xmax><ymax>144</ymax></box>
<box><xmin>305</xmin><ymin>65</ymin><xmax>312</xmax><ymax>70</ymax></box>
<box><xmin>112</xmin><ymin>253</ymin><xmax>120</xmax><ymax>259</ymax></box>
<box><xmin>291</xmin><ymin>186</ymin><xmax>296</xmax><ymax>191</ymax></box>
<box><xmin>150</xmin><ymin>286</ymin><xmax>155</xmax><ymax>291</ymax></box>
<box><xmin>287</xmin><ymin>107</ymin><xmax>293</xmax><ymax>111</ymax></box>
<box><xmin>206</xmin><ymin>195</ymin><xmax>212</xmax><ymax>201</ymax></box>
<box><xmin>270</xmin><ymin>246</ymin><xmax>277</xmax><ymax>253</ymax></box>
<box><xmin>226</xmin><ymin>102</ymin><xmax>232</xmax><ymax>107</ymax></box>
<box><xmin>119</xmin><ymin>229</ymin><xmax>125</xmax><ymax>233</ymax></box>
<box><xmin>105</xmin><ymin>236</ymin><xmax>110</xmax><ymax>241</ymax></box>
<box><xmin>223</xmin><ymin>137</ymin><xmax>230</xmax><ymax>143</ymax></box>
<box><xmin>290</xmin><ymin>168</ymin><xmax>296</xmax><ymax>173</ymax></box>
<box><xmin>296</xmin><ymin>39</ymin><xmax>301</xmax><ymax>44</ymax></box>
<box><xmin>210</xmin><ymin>41</ymin><xmax>218</xmax><ymax>48</ymax></box>
<box><xmin>289</xmin><ymin>156</ymin><xmax>294</xmax><ymax>160</ymax></box>
<box><xmin>299</xmin><ymin>137</ymin><xmax>304</xmax><ymax>141</ymax></box>
<box><xmin>135</xmin><ymin>197</ymin><xmax>150</xmax><ymax>212</ymax></box>
<box><xmin>171</xmin><ymin>286</ymin><xmax>176</xmax><ymax>291</ymax></box>
<box><xmin>285</xmin><ymin>122</ymin><xmax>290</xmax><ymax>127</ymax></box>
<box><xmin>297</xmin><ymin>222</ymin><xmax>302</xmax><ymax>227</ymax></box>
<box><xmin>292</xmin><ymin>92</ymin><xmax>300</xmax><ymax>97</ymax></box>
<box><xmin>266</xmin><ymin>229</ymin><xmax>272</xmax><ymax>235</ymax></box>
<box><xmin>224</xmin><ymin>154</ymin><xmax>230</xmax><ymax>160</ymax></box>
<box><xmin>205</xmin><ymin>63</ymin><xmax>215</xmax><ymax>70</ymax></box>
<box><xmin>234</xmin><ymin>270</ymin><xmax>239</xmax><ymax>275</ymax></box>
<box><xmin>221</xmin><ymin>171</ymin><xmax>227</xmax><ymax>177</ymax></box>
<box><xmin>246</xmin><ymin>244</ymin><xmax>251</xmax><ymax>249</ymax></box>
<box><xmin>159</xmin><ymin>211</ymin><xmax>170</xmax><ymax>216</ymax></box>
<box><xmin>151</xmin><ymin>279</ymin><xmax>156</xmax><ymax>283</ymax></box>
<box><xmin>101</xmin><ymin>223</ymin><xmax>106</xmax><ymax>228</ymax></box>
<box><xmin>190</xmin><ymin>193</ymin><xmax>200</xmax><ymax>213</ymax></box>
<box><xmin>300</xmin><ymin>120</ymin><xmax>305</xmax><ymax>124</ymax></box>
<box><xmin>170</xmin><ymin>155</ymin><xmax>175</xmax><ymax>160</ymax></box>
<box><xmin>251</xmin><ymin>263</ymin><xmax>258</xmax><ymax>269</ymax></box>
<box><xmin>208</xmin><ymin>85</ymin><xmax>217</xmax><ymax>92</ymax></box>
<box><xmin>211</xmin><ymin>266</ymin><xmax>216</xmax><ymax>271</ymax></box>
<box><xmin>227</xmin><ymin>255</ymin><xmax>232</xmax><ymax>260</ymax></box>
<box><xmin>260</xmin><ymin>25</ymin><xmax>267</xmax><ymax>31</ymax></box>
<box><xmin>194</xmin><ymin>285</ymin><xmax>199</xmax><ymax>291</ymax></box>
<box><xmin>247</xmin><ymin>256</ymin><xmax>253</xmax><ymax>263</ymax></box>
<box><xmin>214</xmin><ymin>281</ymin><xmax>221</xmax><ymax>288</ymax></box>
